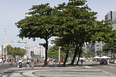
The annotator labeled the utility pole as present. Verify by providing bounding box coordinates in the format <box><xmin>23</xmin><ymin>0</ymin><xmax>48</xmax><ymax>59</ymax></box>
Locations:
<box><xmin>59</xmin><ymin>46</ymin><xmax>61</xmax><ymax>65</ymax></box>
<box><xmin>101</xmin><ymin>41</ymin><xmax>102</xmax><ymax>57</ymax></box>
<box><xmin>3</xmin><ymin>27</ymin><xmax>7</xmax><ymax>62</ymax></box>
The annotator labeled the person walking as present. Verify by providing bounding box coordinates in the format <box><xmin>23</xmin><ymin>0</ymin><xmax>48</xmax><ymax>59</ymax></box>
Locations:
<box><xmin>9</xmin><ymin>58</ymin><xmax>12</xmax><ymax>65</ymax></box>
<box><xmin>47</xmin><ymin>58</ymin><xmax>49</xmax><ymax>65</ymax></box>
<box><xmin>0</xmin><ymin>57</ymin><xmax>2</xmax><ymax>65</ymax></box>
<box><xmin>81</xmin><ymin>59</ymin><xmax>83</xmax><ymax>65</ymax></box>
<box><xmin>31</xmin><ymin>57</ymin><xmax>35</xmax><ymax>69</ymax></box>
<box><xmin>26</xmin><ymin>58</ymin><xmax>30</xmax><ymax>68</ymax></box>
<box><xmin>107</xmin><ymin>59</ymin><xmax>110</xmax><ymax>64</ymax></box>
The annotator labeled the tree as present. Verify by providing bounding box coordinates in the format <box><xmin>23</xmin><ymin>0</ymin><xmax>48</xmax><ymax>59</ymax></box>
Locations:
<box><xmin>54</xmin><ymin>0</ymin><xmax>113</xmax><ymax>66</ymax></box>
<box><xmin>15</xmin><ymin>3</ymin><xmax>59</xmax><ymax>66</ymax></box>
<box><xmin>54</xmin><ymin>0</ymin><xmax>97</xmax><ymax>66</ymax></box>
<box><xmin>51</xmin><ymin>37</ymin><xmax>75</xmax><ymax>66</ymax></box>
<box><xmin>48</xmin><ymin>45</ymin><xmax>66</xmax><ymax>59</ymax></box>
<box><xmin>4</xmin><ymin>45</ymin><xmax>14</xmax><ymax>56</ymax></box>
<box><xmin>34</xmin><ymin>55</ymin><xmax>41</xmax><ymax>59</ymax></box>
<box><xmin>4</xmin><ymin>45</ymin><xmax>26</xmax><ymax>58</ymax></box>
<box><xmin>85</xmin><ymin>51</ymin><xmax>95</xmax><ymax>58</ymax></box>
<box><xmin>96</xmin><ymin>50</ymin><xmax>103</xmax><ymax>57</ymax></box>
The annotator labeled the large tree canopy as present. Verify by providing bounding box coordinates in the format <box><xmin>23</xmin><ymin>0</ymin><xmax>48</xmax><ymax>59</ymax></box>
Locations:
<box><xmin>15</xmin><ymin>3</ymin><xmax>60</xmax><ymax>66</ymax></box>
<box><xmin>53</xmin><ymin>0</ymin><xmax>113</xmax><ymax>66</ymax></box>
<box><xmin>15</xmin><ymin>0</ymin><xmax>115</xmax><ymax>67</ymax></box>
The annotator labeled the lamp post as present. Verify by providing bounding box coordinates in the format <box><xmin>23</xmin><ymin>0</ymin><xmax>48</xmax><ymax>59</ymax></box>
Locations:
<box><xmin>3</xmin><ymin>28</ymin><xmax>7</xmax><ymax>62</ymax></box>
<box><xmin>59</xmin><ymin>46</ymin><xmax>61</xmax><ymax>65</ymax></box>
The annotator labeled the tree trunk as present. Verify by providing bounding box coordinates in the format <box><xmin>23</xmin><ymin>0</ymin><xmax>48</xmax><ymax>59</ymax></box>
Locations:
<box><xmin>77</xmin><ymin>49</ymin><xmax>82</xmax><ymax>65</ymax></box>
<box><xmin>70</xmin><ymin>44</ymin><xmax>82</xmax><ymax>65</ymax></box>
<box><xmin>44</xmin><ymin>39</ymin><xmax>48</xmax><ymax>67</ymax></box>
<box><xmin>62</xmin><ymin>41</ymin><xmax>71</xmax><ymax>66</ymax></box>
<box><xmin>70</xmin><ymin>45</ymin><xmax>78</xmax><ymax>65</ymax></box>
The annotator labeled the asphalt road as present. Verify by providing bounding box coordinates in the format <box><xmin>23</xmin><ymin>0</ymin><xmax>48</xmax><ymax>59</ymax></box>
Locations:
<box><xmin>0</xmin><ymin>62</ymin><xmax>27</xmax><ymax>74</ymax></box>
<box><xmin>88</xmin><ymin>62</ymin><xmax>116</xmax><ymax>76</ymax></box>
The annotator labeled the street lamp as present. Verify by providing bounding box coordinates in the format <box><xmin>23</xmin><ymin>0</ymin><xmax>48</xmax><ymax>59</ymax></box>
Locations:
<box><xmin>3</xmin><ymin>28</ymin><xmax>7</xmax><ymax>62</ymax></box>
<box><xmin>59</xmin><ymin>46</ymin><xmax>61</xmax><ymax>65</ymax></box>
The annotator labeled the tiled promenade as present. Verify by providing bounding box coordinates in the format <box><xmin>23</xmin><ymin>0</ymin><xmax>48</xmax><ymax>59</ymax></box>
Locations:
<box><xmin>0</xmin><ymin>65</ymin><xmax>115</xmax><ymax>77</ymax></box>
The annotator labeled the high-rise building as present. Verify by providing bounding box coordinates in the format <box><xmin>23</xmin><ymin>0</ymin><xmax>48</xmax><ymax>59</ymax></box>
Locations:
<box><xmin>105</xmin><ymin>11</ymin><xmax>116</xmax><ymax>21</ymax></box>
<box><xmin>87</xmin><ymin>41</ymin><xmax>103</xmax><ymax>56</ymax></box>
<box><xmin>105</xmin><ymin>11</ymin><xmax>116</xmax><ymax>30</ymax></box>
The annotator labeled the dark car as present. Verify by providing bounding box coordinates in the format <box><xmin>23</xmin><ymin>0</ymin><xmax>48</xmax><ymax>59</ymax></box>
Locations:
<box><xmin>100</xmin><ymin>59</ymin><xmax>107</xmax><ymax>65</ymax></box>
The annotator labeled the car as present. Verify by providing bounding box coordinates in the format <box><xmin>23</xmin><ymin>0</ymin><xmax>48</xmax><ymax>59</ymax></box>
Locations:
<box><xmin>110</xmin><ymin>59</ymin><xmax>114</xmax><ymax>63</ymax></box>
<box><xmin>100</xmin><ymin>59</ymin><xmax>107</xmax><ymax>65</ymax></box>
<box><xmin>113</xmin><ymin>59</ymin><xmax>116</xmax><ymax>63</ymax></box>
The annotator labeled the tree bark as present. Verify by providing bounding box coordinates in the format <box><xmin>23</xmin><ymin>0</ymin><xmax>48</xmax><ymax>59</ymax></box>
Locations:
<box><xmin>62</xmin><ymin>41</ymin><xmax>71</xmax><ymax>66</ymax></box>
<box><xmin>70</xmin><ymin>43</ymin><xmax>82</xmax><ymax>65</ymax></box>
<box><xmin>77</xmin><ymin>49</ymin><xmax>82</xmax><ymax>65</ymax></box>
<box><xmin>70</xmin><ymin>45</ymin><xmax>78</xmax><ymax>65</ymax></box>
<box><xmin>44</xmin><ymin>39</ymin><xmax>48</xmax><ymax>67</ymax></box>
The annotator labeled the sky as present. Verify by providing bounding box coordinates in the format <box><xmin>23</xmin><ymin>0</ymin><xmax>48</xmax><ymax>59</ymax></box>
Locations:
<box><xmin>0</xmin><ymin>0</ymin><xmax>116</xmax><ymax>48</ymax></box>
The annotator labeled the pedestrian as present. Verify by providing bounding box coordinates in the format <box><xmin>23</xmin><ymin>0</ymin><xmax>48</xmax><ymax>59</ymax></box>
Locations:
<box><xmin>47</xmin><ymin>58</ymin><xmax>49</xmax><ymax>65</ymax></box>
<box><xmin>107</xmin><ymin>59</ymin><xmax>110</xmax><ymax>64</ymax></box>
<box><xmin>9</xmin><ymin>58</ymin><xmax>12</xmax><ymax>65</ymax></box>
<box><xmin>37</xmin><ymin>59</ymin><xmax>39</xmax><ymax>63</ymax></box>
<box><xmin>61</xmin><ymin>59</ymin><xmax>63</xmax><ymax>63</ymax></box>
<box><xmin>0</xmin><ymin>57</ymin><xmax>2</xmax><ymax>65</ymax></box>
<box><xmin>1</xmin><ymin>57</ymin><xmax>4</xmax><ymax>64</ymax></box>
<box><xmin>26</xmin><ymin>58</ymin><xmax>30</xmax><ymax>68</ymax></box>
<box><xmin>31</xmin><ymin>57</ymin><xmax>35</xmax><ymax>69</ymax></box>
<box><xmin>39</xmin><ymin>59</ymin><xmax>41</xmax><ymax>63</ymax></box>
<box><xmin>81</xmin><ymin>59</ymin><xmax>83</xmax><ymax>65</ymax></box>
<box><xmin>18</xmin><ymin>58</ymin><xmax>23</xmax><ymax>68</ymax></box>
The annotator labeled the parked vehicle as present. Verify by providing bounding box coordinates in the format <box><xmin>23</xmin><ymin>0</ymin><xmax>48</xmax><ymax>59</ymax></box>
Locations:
<box><xmin>110</xmin><ymin>59</ymin><xmax>114</xmax><ymax>63</ymax></box>
<box><xmin>100</xmin><ymin>59</ymin><xmax>107</xmax><ymax>65</ymax></box>
<box><xmin>113</xmin><ymin>59</ymin><xmax>116</xmax><ymax>63</ymax></box>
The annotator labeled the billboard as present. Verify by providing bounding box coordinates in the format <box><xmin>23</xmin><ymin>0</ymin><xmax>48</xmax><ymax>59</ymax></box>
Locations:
<box><xmin>11</xmin><ymin>40</ymin><xmax>27</xmax><ymax>44</ymax></box>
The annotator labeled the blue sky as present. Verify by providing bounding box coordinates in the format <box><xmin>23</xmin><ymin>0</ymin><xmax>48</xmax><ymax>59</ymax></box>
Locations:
<box><xmin>0</xmin><ymin>0</ymin><xmax>116</xmax><ymax>47</ymax></box>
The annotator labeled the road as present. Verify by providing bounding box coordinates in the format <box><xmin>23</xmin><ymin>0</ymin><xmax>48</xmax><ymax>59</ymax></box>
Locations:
<box><xmin>0</xmin><ymin>62</ymin><xmax>27</xmax><ymax>74</ymax></box>
<box><xmin>89</xmin><ymin>63</ymin><xmax>116</xmax><ymax>76</ymax></box>
<box><xmin>0</xmin><ymin>63</ymin><xmax>16</xmax><ymax>74</ymax></box>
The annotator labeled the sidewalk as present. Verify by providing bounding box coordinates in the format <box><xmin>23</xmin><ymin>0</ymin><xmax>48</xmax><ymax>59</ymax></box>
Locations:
<box><xmin>0</xmin><ymin>63</ymin><xmax>115</xmax><ymax>77</ymax></box>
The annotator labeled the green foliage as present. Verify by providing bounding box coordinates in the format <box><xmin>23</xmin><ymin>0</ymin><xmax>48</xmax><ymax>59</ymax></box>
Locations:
<box><xmin>53</xmin><ymin>0</ymin><xmax>113</xmax><ymax>65</ymax></box>
<box><xmin>84</xmin><ymin>51</ymin><xmax>95</xmax><ymax>58</ymax></box>
<box><xmin>96</xmin><ymin>50</ymin><xmax>103</xmax><ymax>57</ymax></box>
<box><xmin>4</xmin><ymin>45</ymin><xmax>26</xmax><ymax>57</ymax></box>
<box><xmin>48</xmin><ymin>45</ymin><xmax>66</xmax><ymax>58</ymax></box>
<box><xmin>103</xmin><ymin>30</ymin><xmax>116</xmax><ymax>54</ymax></box>
<box><xmin>15</xmin><ymin>0</ymin><xmax>115</xmax><ymax>66</ymax></box>
<box><xmin>15</xmin><ymin>3</ymin><xmax>60</xmax><ymax>66</ymax></box>
<box><xmin>15</xmin><ymin>3</ymin><xmax>59</xmax><ymax>40</ymax></box>
<box><xmin>34</xmin><ymin>55</ymin><xmax>41</xmax><ymax>59</ymax></box>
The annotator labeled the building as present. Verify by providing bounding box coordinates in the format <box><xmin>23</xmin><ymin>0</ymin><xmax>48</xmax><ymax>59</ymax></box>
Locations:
<box><xmin>105</xmin><ymin>11</ymin><xmax>116</xmax><ymax>29</ymax></box>
<box><xmin>112</xmin><ymin>20</ymin><xmax>116</xmax><ymax>30</ymax></box>
<box><xmin>0</xmin><ymin>47</ymin><xmax>1</xmax><ymax>57</ymax></box>
<box><xmin>87</xmin><ymin>41</ymin><xmax>103</xmax><ymax>56</ymax></box>
<box><xmin>105</xmin><ymin>11</ymin><xmax>116</xmax><ymax>22</ymax></box>
<box><xmin>87</xmin><ymin>11</ymin><xmax>116</xmax><ymax>56</ymax></box>
<box><xmin>24</xmin><ymin>45</ymin><xmax>45</xmax><ymax>59</ymax></box>
<box><xmin>24</xmin><ymin>43</ymin><xmax>55</xmax><ymax>59</ymax></box>
<box><xmin>1</xmin><ymin>44</ymin><xmax>9</xmax><ymax>58</ymax></box>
